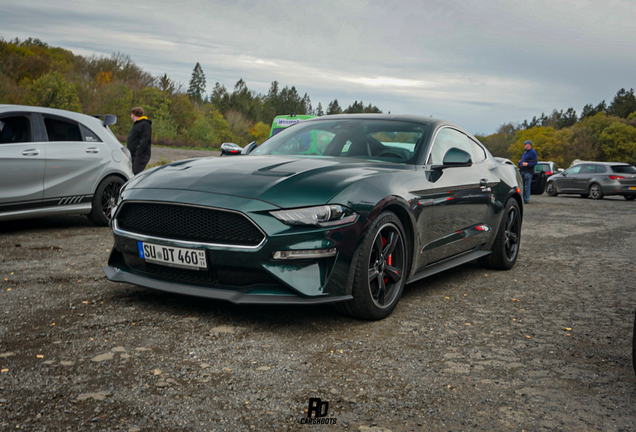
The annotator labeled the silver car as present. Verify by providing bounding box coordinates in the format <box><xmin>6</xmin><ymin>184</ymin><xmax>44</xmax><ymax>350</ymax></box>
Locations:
<box><xmin>546</xmin><ymin>161</ymin><xmax>636</xmax><ymax>200</ymax></box>
<box><xmin>0</xmin><ymin>105</ymin><xmax>134</xmax><ymax>225</ymax></box>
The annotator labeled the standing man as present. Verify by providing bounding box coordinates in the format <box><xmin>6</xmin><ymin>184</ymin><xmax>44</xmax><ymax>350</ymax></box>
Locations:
<box><xmin>519</xmin><ymin>140</ymin><xmax>538</xmax><ymax>204</ymax></box>
<box><xmin>127</xmin><ymin>107</ymin><xmax>152</xmax><ymax>175</ymax></box>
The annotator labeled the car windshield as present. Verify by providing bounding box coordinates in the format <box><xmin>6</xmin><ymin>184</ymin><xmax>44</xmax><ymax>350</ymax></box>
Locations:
<box><xmin>611</xmin><ymin>165</ymin><xmax>636</xmax><ymax>174</ymax></box>
<box><xmin>251</xmin><ymin>119</ymin><xmax>429</xmax><ymax>164</ymax></box>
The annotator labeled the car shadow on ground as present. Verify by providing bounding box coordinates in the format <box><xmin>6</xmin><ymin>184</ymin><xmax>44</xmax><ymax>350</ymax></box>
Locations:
<box><xmin>0</xmin><ymin>215</ymin><xmax>97</xmax><ymax>233</ymax></box>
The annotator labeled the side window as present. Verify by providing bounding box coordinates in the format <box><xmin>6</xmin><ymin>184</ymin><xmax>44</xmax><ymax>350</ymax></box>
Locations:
<box><xmin>579</xmin><ymin>164</ymin><xmax>596</xmax><ymax>174</ymax></box>
<box><xmin>80</xmin><ymin>124</ymin><xmax>102</xmax><ymax>142</ymax></box>
<box><xmin>43</xmin><ymin>117</ymin><xmax>83</xmax><ymax>142</ymax></box>
<box><xmin>565</xmin><ymin>165</ymin><xmax>581</xmax><ymax>175</ymax></box>
<box><xmin>470</xmin><ymin>140</ymin><xmax>487</xmax><ymax>162</ymax></box>
<box><xmin>0</xmin><ymin>116</ymin><xmax>32</xmax><ymax>143</ymax></box>
<box><xmin>428</xmin><ymin>128</ymin><xmax>474</xmax><ymax>164</ymax></box>
<box><xmin>596</xmin><ymin>165</ymin><xmax>607</xmax><ymax>173</ymax></box>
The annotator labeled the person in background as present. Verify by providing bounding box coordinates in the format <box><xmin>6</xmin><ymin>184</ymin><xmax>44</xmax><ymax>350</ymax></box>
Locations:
<box><xmin>127</xmin><ymin>107</ymin><xmax>152</xmax><ymax>175</ymax></box>
<box><xmin>519</xmin><ymin>139</ymin><xmax>538</xmax><ymax>204</ymax></box>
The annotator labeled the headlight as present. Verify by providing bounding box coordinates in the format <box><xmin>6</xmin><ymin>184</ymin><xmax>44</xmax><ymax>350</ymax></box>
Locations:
<box><xmin>270</xmin><ymin>205</ymin><xmax>357</xmax><ymax>227</ymax></box>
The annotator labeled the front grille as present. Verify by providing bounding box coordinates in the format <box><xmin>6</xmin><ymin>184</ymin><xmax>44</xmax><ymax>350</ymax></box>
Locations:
<box><xmin>116</xmin><ymin>202</ymin><xmax>265</xmax><ymax>246</ymax></box>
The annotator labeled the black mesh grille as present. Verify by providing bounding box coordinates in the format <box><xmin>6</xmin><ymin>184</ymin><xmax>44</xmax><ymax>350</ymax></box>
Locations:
<box><xmin>116</xmin><ymin>202</ymin><xmax>264</xmax><ymax>246</ymax></box>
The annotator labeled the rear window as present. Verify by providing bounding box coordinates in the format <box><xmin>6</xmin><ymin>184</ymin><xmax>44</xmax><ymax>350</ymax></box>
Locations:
<box><xmin>534</xmin><ymin>163</ymin><xmax>549</xmax><ymax>172</ymax></box>
<box><xmin>44</xmin><ymin>117</ymin><xmax>83</xmax><ymax>142</ymax></box>
<box><xmin>611</xmin><ymin>165</ymin><xmax>636</xmax><ymax>174</ymax></box>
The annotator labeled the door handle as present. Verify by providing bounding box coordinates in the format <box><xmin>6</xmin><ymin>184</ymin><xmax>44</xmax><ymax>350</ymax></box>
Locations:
<box><xmin>85</xmin><ymin>147</ymin><xmax>100</xmax><ymax>153</ymax></box>
<box><xmin>22</xmin><ymin>149</ymin><xmax>40</xmax><ymax>156</ymax></box>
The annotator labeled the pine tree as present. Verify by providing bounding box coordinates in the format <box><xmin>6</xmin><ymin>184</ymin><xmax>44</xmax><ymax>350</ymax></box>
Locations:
<box><xmin>315</xmin><ymin>102</ymin><xmax>324</xmax><ymax>116</ymax></box>
<box><xmin>327</xmin><ymin>99</ymin><xmax>342</xmax><ymax>115</ymax></box>
<box><xmin>187</xmin><ymin>62</ymin><xmax>206</xmax><ymax>104</ymax></box>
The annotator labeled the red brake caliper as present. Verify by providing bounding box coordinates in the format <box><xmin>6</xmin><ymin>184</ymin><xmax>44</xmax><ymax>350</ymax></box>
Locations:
<box><xmin>382</xmin><ymin>236</ymin><xmax>392</xmax><ymax>284</ymax></box>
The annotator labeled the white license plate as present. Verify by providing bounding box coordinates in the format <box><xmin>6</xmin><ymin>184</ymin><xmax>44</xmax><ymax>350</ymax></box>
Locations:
<box><xmin>138</xmin><ymin>242</ymin><xmax>207</xmax><ymax>270</ymax></box>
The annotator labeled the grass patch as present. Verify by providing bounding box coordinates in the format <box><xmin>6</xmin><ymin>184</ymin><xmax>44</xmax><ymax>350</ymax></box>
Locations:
<box><xmin>146</xmin><ymin>156</ymin><xmax>171</xmax><ymax>169</ymax></box>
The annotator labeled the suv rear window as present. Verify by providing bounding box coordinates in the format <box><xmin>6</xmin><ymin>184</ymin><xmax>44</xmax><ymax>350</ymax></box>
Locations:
<box><xmin>534</xmin><ymin>163</ymin><xmax>549</xmax><ymax>172</ymax></box>
<box><xmin>611</xmin><ymin>165</ymin><xmax>636</xmax><ymax>174</ymax></box>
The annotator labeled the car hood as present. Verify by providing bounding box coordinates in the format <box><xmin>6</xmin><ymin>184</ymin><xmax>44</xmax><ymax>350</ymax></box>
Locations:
<box><xmin>127</xmin><ymin>155</ymin><xmax>412</xmax><ymax>208</ymax></box>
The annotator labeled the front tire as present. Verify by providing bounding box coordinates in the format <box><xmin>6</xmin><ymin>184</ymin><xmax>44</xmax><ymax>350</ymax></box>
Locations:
<box><xmin>546</xmin><ymin>182</ymin><xmax>558</xmax><ymax>196</ymax></box>
<box><xmin>335</xmin><ymin>211</ymin><xmax>408</xmax><ymax>320</ymax></box>
<box><xmin>88</xmin><ymin>175</ymin><xmax>125</xmax><ymax>226</ymax></box>
<box><xmin>479</xmin><ymin>199</ymin><xmax>521</xmax><ymax>270</ymax></box>
<box><xmin>589</xmin><ymin>183</ymin><xmax>604</xmax><ymax>200</ymax></box>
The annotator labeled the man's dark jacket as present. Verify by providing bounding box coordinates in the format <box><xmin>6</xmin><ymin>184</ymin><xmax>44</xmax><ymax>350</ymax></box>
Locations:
<box><xmin>519</xmin><ymin>148</ymin><xmax>538</xmax><ymax>173</ymax></box>
<box><xmin>127</xmin><ymin>118</ymin><xmax>152</xmax><ymax>161</ymax></box>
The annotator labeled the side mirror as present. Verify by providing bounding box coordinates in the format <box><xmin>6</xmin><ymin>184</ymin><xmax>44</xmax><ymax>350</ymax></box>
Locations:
<box><xmin>242</xmin><ymin>141</ymin><xmax>258</xmax><ymax>155</ymax></box>
<box><xmin>432</xmin><ymin>148</ymin><xmax>473</xmax><ymax>170</ymax></box>
<box><xmin>558</xmin><ymin>168</ymin><xmax>564</xmax><ymax>173</ymax></box>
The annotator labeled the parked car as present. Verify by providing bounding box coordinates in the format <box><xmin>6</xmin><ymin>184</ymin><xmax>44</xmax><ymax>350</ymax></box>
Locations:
<box><xmin>219</xmin><ymin>142</ymin><xmax>243</xmax><ymax>156</ymax></box>
<box><xmin>530</xmin><ymin>161</ymin><xmax>560</xmax><ymax>195</ymax></box>
<box><xmin>546</xmin><ymin>162</ymin><xmax>636</xmax><ymax>200</ymax></box>
<box><xmin>105</xmin><ymin>114</ymin><xmax>523</xmax><ymax>320</ymax></box>
<box><xmin>0</xmin><ymin>105</ymin><xmax>133</xmax><ymax>225</ymax></box>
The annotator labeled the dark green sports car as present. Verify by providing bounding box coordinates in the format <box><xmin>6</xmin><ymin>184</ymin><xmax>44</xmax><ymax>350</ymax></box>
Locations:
<box><xmin>105</xmin><ymin>115</ymin><xmax>523</xmax><ymax>320</ymax></box>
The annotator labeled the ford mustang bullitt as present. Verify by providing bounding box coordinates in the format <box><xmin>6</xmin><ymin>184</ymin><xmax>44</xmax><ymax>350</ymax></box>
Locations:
<box><xmin>104</xmin><ymin>114</ymin><xmax>523</xmax><ymax>320</ymax></box>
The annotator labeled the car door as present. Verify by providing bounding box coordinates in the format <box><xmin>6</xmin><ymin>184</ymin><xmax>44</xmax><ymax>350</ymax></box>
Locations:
<box><xmin>415</xmin><ymin>127</ymin><xmax>492</xmax><ymax>267</ymax></box>
<box><xmin>39</xmin><ymin>114</ymin><xmax>108</xmax><ymax>208</ymax></box>
<box><xmin>575</xmin><ymin>164</ymin><xmax>598</xmax><ymax>192</ymax></box>
<box><xmin>558</xmin><ymin>165</ymin><xmax>581</xmax><ymax>192</ymax></box>
<box><xmin>0</xmin><ymin>112</ymin><xmax>45</xmax><ymax>213</ymax></box>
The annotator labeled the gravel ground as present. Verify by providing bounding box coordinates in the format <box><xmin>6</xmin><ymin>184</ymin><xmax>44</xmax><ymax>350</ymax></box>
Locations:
<box><xmin>1</xmin><ymin>180</ymin><xmax>635</xmax><ymax>431</ymax></box>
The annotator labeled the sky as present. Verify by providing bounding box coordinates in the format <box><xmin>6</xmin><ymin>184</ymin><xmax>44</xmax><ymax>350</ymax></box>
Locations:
<box><xmin>2</xmin><ymin>0</ymin><xmax>635</xmax><ymax>134</ymax></box>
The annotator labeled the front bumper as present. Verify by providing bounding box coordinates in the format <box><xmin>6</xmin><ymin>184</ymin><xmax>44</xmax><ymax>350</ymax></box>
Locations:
<box><xmin>103</xmin><ymin>262</ymin><xmax>352</xmax><ymax>304</ymax></box>
<box><xmin>104</xmin><ymin>191</ymin><xmax>365</xmax><ymax>304</ymax></box>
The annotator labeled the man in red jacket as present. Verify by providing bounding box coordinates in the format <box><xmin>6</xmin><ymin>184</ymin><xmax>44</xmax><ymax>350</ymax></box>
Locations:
<box><xmin>127</xmin><ymin>107</ymin><xmax>152</xmax><ymax>175</ymax></box>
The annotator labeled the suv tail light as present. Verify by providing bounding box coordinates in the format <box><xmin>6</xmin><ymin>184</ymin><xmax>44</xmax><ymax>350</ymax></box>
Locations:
<box><xmin>545</xmin><ymin>171</ymin><xmax>552</xmax><ymax>176</ymax></box>
<box><xmin>609</xmin><ymin>175</ymin><xmax>625</xmax><ymax>180</ymax></box>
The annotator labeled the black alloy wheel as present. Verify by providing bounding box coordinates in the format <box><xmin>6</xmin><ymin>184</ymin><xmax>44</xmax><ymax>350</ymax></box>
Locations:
<box><xmin>88</xmin><ymin>175</ymin><xmax>125</xmax><ymax>226</ymax></box>
<box><xmin>479</xmin><ymin>199</ymin><xmax>521</xmax><ymax>270</ymax></box>
<box><xmin>589</xmin><ymin>183</ymin><xmax>604</xmax><ymax>200</ymax></box>
<box><xmin>335</xmin><ymin>211</ymin><xmax>407</xmax><ymax>320</ymax></box>
<box><xmin>546</xmin><ymin>182</ymin><xmax>558</xmax><ymax>196</ymax></box>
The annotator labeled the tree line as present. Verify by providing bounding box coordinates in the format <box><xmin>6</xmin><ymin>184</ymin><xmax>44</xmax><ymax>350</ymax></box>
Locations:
<box><xmin>2</xmin><ymin>37</ymin><xmax>634</xmax><ymax>164</ymax></box>
<box><xmin>477</xmin><ymin>88</ymin><xmax>636</xmax><ymax>167</ymax></box>
<box><xmin>0</xmin><ymin>38</ymin><xmax>381</xmax><ymax>147</ymax></box>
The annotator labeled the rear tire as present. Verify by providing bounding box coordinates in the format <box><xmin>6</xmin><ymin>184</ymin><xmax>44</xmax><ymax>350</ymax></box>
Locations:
<box><xmin>589</xmin><ymin>183</ymin><xmax>604</xmax><ymax>200</ymax></box>
<box><xmin>624</xmin><ymin>195</ymin><xmax>636</xmax><ymax>201</ymax></box>
<box><xmin>479</xmin><ymin>199</ymin><xmax>521</xmax><ymax>270</ymax></box>
<box><xmin>334</xmin><ymin>211</ymin><xmax>407</xmax><ymax>320</ymax></box>
<box><xmin>88</xmin><ymin>175</ymin><xmax>125</xmax><ymax>226</ymax></box>
<box><xmin>546</xmin><ymin>182</ymin><xmax>558</xmax><ymax>196</ymax></box>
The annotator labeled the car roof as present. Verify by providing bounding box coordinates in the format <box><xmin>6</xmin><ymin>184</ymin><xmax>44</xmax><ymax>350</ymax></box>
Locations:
<box><xmin>578</xmin><ymin>161</ymin><xmax>631</xmax><ymax>166</ymax></box>
<box><xmin>0</xmin><ymin>104</ymin><xmax>110</xmax><ymax>129</ymax></box>
<box><xmin>302</xmin><ymin>113</ymin><xmax>474</xmax><ymax>138</ymax></box>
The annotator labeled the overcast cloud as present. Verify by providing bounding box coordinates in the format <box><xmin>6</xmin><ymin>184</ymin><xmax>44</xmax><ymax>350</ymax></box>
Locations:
<box><xmin>2</xmin><ymin>0</ymin><xmax>635</xmax><ymax>134</ymax></box>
